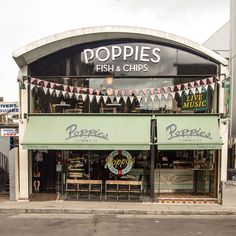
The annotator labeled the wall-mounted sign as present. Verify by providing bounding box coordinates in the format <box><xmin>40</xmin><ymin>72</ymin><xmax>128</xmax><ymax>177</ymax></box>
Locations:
<box><xmin>0</xmin><ymin>102</ymin><xmax>19</xmax><ymax>114</ymax></box>
<box><xmin>105</xmin><ymin>150</ymin><xmax>135</xmax><ymax>176</ymax></box>
<box><xmin>0</xmin><ymin>128</ymin><xmax>19</xmax><ymax>137</ymax></box>
<box><xmin>78</xmin><ymin>41</ymin><xmax>217</xmax><ymax>77</ymax></box>
<box><xmin>224</xmin><ymin>77</ymin><xmax>230</xmax><ymax>117</ymax></box>
<box><xmin>182</xmin><ymin>92</ymin><xmax>208</xmax><ymax>111</ymax></box>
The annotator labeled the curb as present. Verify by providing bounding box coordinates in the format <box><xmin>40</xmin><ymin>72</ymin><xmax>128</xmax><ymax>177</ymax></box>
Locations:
<box><xmin>0</xmin><ymin>208</ymin><xmax>236</xmax><ymax>215</ymax></box>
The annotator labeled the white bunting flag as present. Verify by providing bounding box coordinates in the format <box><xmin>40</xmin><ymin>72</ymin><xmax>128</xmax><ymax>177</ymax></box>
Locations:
<box><xmin>69</xmin><ymin>92</ymin><xmax>74</xmax><ymax>99</ymax></box>
<box><xmin>43</xmin><ymin>87</ymin><xmax>49</xmax><ymax>95</ymax></box>
<box><xmin>123</xmin><ymin>96</ymin><xmax>128</xmax><ymax>104</ymax></box>
<box><xmin>49</xmin><ymin>88</ymin><xmax>54</xmax><ymax>95</ymax></box>
<box><xmin>129</xmin><ymin>96</ymin><xmax>134</xmax><ymax>104</ymax></box>
<box><xmin>81</xmin><ymin>94</ymin><xmax>87</xmax><ymax>102</ymax></box>
<box><xmin>89</xmin><ymin>95</ymin><xmax>94</xmax><ymax>102</ymax></box>
<box><xmin>116</xmin><ymin>96</ymin><xmax>121</xmax><ymax>104</ymax></box>
<box><xmin>103</xmin><ymin>96</ymin><xmax>109</xmax><ymax>104</ymax></box>
<box><xmin>136</xmin><ymin>96</ymin><xmax>142</xmax><ymax>103</ymax></box>
<box><xmin>55</xmin><ymin>90</ymin><xmax>61</xmax><ymax>97</ymax></box>
<box><xmin>95</xmin><ymin>95</ymin><xmax>101</xmax><ymax>103</ymax></box>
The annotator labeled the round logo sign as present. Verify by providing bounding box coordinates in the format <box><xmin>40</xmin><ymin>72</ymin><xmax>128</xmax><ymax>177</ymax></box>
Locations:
<box><xmin>105</xmin><ymin>150</ymin><xmax>135</xmax><ymax>176</ymax></box>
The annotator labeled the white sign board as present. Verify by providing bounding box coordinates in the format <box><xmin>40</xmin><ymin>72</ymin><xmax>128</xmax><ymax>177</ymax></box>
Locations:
<box><xmin>0</xmin><ymin>128</ymin><xmax>19</xmax><ymax>137</ymax></box>
<box><xmin>0</xmin><ymin>102</ymin><xmax>19</xmax><ymax>114</ymax></box>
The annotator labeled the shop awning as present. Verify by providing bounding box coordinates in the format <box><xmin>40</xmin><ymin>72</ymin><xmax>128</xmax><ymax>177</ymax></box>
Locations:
<box><xmin>156</xmin><ymin>115</ymin><xmax>222</xmax><ymax>150</ymax></box>
<box><xmin>22</xmin><ymin>115</ymin><xmax>151</xmax><ymax>150</ymax></box>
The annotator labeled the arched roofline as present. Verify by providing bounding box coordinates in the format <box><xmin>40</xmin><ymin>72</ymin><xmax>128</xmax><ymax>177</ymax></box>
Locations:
<box><xmin>12</xmin><ymin>25</ymin><xmax>228</xmax><ymax>68</ymax></box>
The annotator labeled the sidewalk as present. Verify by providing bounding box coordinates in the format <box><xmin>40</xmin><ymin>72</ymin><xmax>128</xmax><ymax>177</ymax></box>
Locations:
<box><xmin>0</xmin><ymin>200</ymin><xmax>236</xmax><ymax>215</ymax></box>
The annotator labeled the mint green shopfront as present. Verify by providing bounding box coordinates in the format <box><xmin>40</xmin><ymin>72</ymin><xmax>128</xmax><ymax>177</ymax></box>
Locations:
<box><xmin>13</xmin><ymin>26</ymin><xmax>228</xmax><ymax>203</ymax></box>
<box><xmin>22</xmin><ymin>113</ymin><xmax>222</xmax><ymax>202</ymax></box>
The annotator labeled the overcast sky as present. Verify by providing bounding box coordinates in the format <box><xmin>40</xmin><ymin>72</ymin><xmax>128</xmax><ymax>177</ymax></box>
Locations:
<box><xmin>0</xmin><ymin>0</ymin><xmax>230</xmax><ymax>102</ymax></box>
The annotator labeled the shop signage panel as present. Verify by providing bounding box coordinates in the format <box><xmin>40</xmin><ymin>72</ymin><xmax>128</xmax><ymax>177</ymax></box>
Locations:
<box><xmin>181</xmin><ymin>92</ymin><xmax>208</xmax><ymax>111</ymax></box>
<box><xmin>22</xmin><ymin>115</ymin><xmax>151</xmax><ymax>150</ymax></box>
<box><xmin>78</xmin><ymin>41</ymin><xmax>217</xmax><ymax>77</ymax></box>
<box><xmin>0</xmin><ymin>102</ymin><xmax>19</xmax><ymax>114</ymax></box>
<box><xmin>1</xmin><ymin>128</ymin><xmax>18</xmax><ymax>137</ymax></box>
<box><xmin>156</xmin><ymin>115</ymin><xmax>222</xmax><ymax>150</ymax></box>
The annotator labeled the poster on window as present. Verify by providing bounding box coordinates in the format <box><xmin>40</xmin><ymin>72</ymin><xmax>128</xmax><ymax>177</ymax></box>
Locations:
<box><xmin>182</xmin><ymin>92</ymin><xmax>208</xmax><ymax>111</ymax></box>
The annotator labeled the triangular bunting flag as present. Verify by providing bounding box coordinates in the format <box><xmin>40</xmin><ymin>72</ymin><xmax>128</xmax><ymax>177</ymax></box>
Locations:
<box><xmin>202</xmin><ymin>79</ymin><xmax>207</xmax><ymax>86</ymax></box>
<box><xmin>189</xmin><ymin>81</ymin><xmax>195</xmax><ymax>88</ymax></box>
<box><xmin>191</xmin><ymin>87</ymin><xmax>196</xmax><ymax>95</ymax></box>
<box><xmin>129</xmin><ymin>89</ymin><xmax>133</xmax><ymax>96</ymax></box>
<box><xmin>135</xmin><ymin>89</ymin><xmax>140</xmax><ymax>96</ymax></box>
<box><xmin>208</xmin><ymin>77</ymin><xmax>214</xmax><ymax>84</ymax></box>
<box><xmin>116</xmin><ymin>96</ymin><xmax>121</xmax><ymax>104</ymax></box>
<box><xmin>162</xmin><ymin>87</ymin><xmax>167</xmax><ymax>93</ymax></box>
<box><xmin>150</xmin><ymin>95</ymin><xmax>155</xmax><ymax>102</ymax></box>
<box><xmin>62</xmin><ymin>91</ymin><xmax>67</xmax><ymax>97</ymax></box>
<box><xmin>170</xmin><ymin>92</ymin><xmax>175</xmax><ymax>99</ymax></box>
<box><xmin>74</xmin><ymin>93</ymin><xmax>80</xmax><ymax>100</ymax></box>
<box><xmin>163</xmin><ymin>93</ymin><xmax>168</xmax><ymax>100</ymax></box>
<box><xmin>96</xmin><ymin>89</ymin><xmax>100</xmax><ymax>95</ymax></box>
<box><xmin>89</xmin><ymin>88</ymin><xmax>94</xmax><ymax>95</ymax></box>
<box><xmin>55</xmin><ymin>90</ymin><xmax>61</xmax><ymax>97</ymax></box>
<box><xmin>69</xmin><ymin>92</ymin><xmax>74</xmax><ymax>99</ymax></box>
<box><xmin>49</xmin><ymin>88</ymin><xmax>54</xmax><ymax>95</ymax></box>
<box><xmin>136</xmin><ymin>96</ymin><xmax>142</xmax><ymax>103</ymax></box>
<box><xmin>76</xmin><ymin>87</ymin><xmax>81</xmax><ymax>93</ymax></box>
<box><xmin>195</xmin><ymin>80</ymin><xmax>201</xmax><ymax>86</ymax></box>
<box><xmin>44</xmin><ymin>81</ymin><xmax>49</xmax><ymax>88</ymax></box>
<box><xmin>103</xmin><ymin>96</ymin><xmax>109</xmax><ymax>104</ymax></box>
<box><xmin>63</xmin><ymin>85</ymin><xmax>68</xmax><ymax>91</ymax></box>
<box><xmin>149</xmin><ymin>88</ymin><xmax>155</xmax><ymax>95</ymax></box>
<box><xmin>197</xmin><ymin>87</ymin><xmax>202</xmax><ymax>93</ymax></box>
<box><xmin>50</xmin><ymin>82</ymin><xmax>55</xmax><ymax>89</ymax></box>
<box><xmin>156</xmin><ymin>88</ymin><xmax>161</xmax><ymax>94</ymax></box>
<box><xmin>69</xmin><ymin>86</ymin><xmax>74</xmax><ymax>92</ymax></box>
<box><xmin>89</xmin><ymin>95</ymin><xmax>94</xmax><ymax>102</ymax></box>
<box><xmin>121</xmin><ymin>90</ymin><xmax>126</xmax><ymax>96</ymax></box>
<box><xmin>177</xmin><ymin>91</ymin><xmax>182</xmax><ymax>97</ymax></box>
<box><xmin>129</xmin><ymin>96</ymin><xmax>134</xmax><ymax>104</ymax></box>
<box><xmin>122</xmin><ymin>96</ymin><xmax>128</xmax><ymax>104</ymax></box>
<box><xmin>110</xmin><ymin>96</ymin><xmax>115</xmax><ymax>102</ymax></box>
<box><xmin>81</xmin><ymin>94</ymin><xmax>87</xmax><ymax>102</ymax></box>
<box><xmin>169</xmin><ymin>86</ymin><xmax>174</xmax><ymax>92</ymax></box>
<box><xmin>157</xmin><ymin>94</ymin><xmax>162</xmax><ymax>100</ymax></box>
<box><xmin>43</xmin><ymin>87</ymin><xmax>48</xmax><ymax>95</ymax></box>
<box><xmin>30</xmin><ymin>84</ymin><xmax>36</xmax><ymax>91</ymax></box>
<box><xmin>30</xmin><ymin>77</ymin><xmax>37</xmax><ymax>84</ymax></box>
<box><xmin>210</xmin><ymin>83</ymin><xmax>215</xmax><ymax>91</ymax></box>
<box><xmin>142</xmin><ymin>89</ymin><xmax>146</xmax><ymax>95</ymax></box>
<box><xmin>217</xmin><ymin>80</ymin><xmax>222</xmax><ymax>86</ymax></box>
<box><xmin>95</xmin><ymin>95</ymin><xmax>101</xmax><ymax>103</ymax></box>
<box><xmin>205</xmin><ymin>84</ymin><xmax>209</xmax><ymax>91</ymax></box>
<box><xmin>183</xmin><ymin>83</ymin><xmax>189</xmax><ymax>90</ymax></box>
<box><xmin>37</xmin><ymin>79</ymin><xmax>43</xmax><ymax>85</ymax></box>
<box><xmin>176</xmin><ymin>84</ymin><xmax>181</xmax><ymax>91</ymax></box>
<box><xmin>184</xmin><ymin>89</ymin><xmax>190</xmax><ymax>95</ymax></box>
<box><xmin>114</xmin><ymin>90</ymin><xmax>119</xmax><ymax>96</ymax></box>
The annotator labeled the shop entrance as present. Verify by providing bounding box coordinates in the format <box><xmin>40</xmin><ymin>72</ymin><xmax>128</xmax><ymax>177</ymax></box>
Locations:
<box><xmin>63</xmin><ymin>150</ymin><xmax>151</xmax><ymax>201</ymax></box>
<box><xmin>155</xmin><ymin>150</ymin><xmax>218</xmax><ymax>203</ymax></box>
<box><xmin>32</xmin><ymin>151</ymin><xmax>58</xmax><ymax>193</ymax></box>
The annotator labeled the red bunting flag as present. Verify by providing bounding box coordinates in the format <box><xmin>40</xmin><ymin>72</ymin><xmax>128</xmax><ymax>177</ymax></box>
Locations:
<box><xmin>149</xmin><ymin>88</ymin><xmax>155</xmax><ymax>95</ymax></box>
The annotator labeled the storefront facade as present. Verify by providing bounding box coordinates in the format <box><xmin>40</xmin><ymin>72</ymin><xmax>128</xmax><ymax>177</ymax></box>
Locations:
<box><xmin>13</xmin><ymin>26</ymin><xmax>229</xmax><ymax>203</ymax></box>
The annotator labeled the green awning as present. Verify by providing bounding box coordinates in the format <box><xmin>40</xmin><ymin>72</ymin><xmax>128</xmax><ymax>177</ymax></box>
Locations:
<box><xmin>22</xmin><ymin>115</ymin><xmax>151</xmax><ymax>150</ymax></box>
<box><xmin>156</xmin><ymin>115</ymin><xmax>222</xmax><ymax>150</ymax></box>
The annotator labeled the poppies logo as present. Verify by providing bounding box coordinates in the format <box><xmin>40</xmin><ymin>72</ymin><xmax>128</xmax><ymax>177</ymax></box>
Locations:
<box><xmin>105</xmin><ymin>150</ymin><xmax>135</xmax><ymax>176</ymax></box>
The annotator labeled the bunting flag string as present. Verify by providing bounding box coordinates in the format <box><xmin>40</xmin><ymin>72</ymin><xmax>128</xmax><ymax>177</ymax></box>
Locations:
<box><xmin>27</xmin><ymin>76</ymin><xmax>221</xmax><ymax>105</ymax></box>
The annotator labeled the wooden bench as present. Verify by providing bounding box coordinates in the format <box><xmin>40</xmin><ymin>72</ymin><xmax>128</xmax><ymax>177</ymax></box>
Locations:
<box><xmin>105</xmin><ymin>180</ymin><xmax>142</xmax><ymax>200</ymax></box>
<box><xmin>65</xmin><ymin>179</ymin><xmax>102</xmax><ymax>200</ymax></box>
